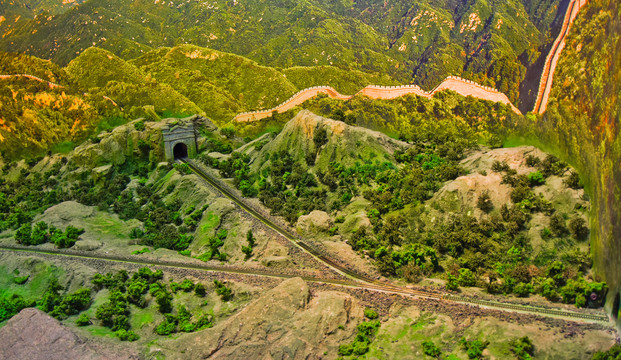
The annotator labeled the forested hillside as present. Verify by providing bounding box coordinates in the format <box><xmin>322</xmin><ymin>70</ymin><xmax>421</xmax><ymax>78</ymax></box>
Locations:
<box><xmin>0</xmin><ymin>46</ymin><xmax>398</xmax><ymax>158</ymax></box>
<box><xmin>0</xmin><ymin>0</ymin><xmax>568</xmax><ymax>105</ymax></box>
<box><xmin>510</xmin><ymin>0</ymin><xmax>621</xmax><ymax>317</ymax></box>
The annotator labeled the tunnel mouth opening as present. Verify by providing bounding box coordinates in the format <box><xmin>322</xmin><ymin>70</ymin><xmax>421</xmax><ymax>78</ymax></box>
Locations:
<box><xmin>613</xmin><ymin>292</ymin><xmax>620</xmax><ymax>320</ymax></box>
<box><xmin>173</xmin><ymin>142</ymin><xmax>188</xmax><ymax>159</ymax></box>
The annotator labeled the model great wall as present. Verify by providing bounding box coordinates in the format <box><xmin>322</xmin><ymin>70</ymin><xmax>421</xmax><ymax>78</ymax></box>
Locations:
<box><xmin>2</xmin><ymin>0</ymin><xmax>587</xmax><ymax>124</ymax></box>
<box><xmin>533</xmin><ymin>0</ymin><xmax>588</xmax><ymax>114</ymax></box>
<box><xmin>235</xmin><ymin>0</ymin><xmax>587</xmax><ymax>123</ymax></box>
<box><xmin>234</xmin><ymin>76</ymin><xmax>521</xmax><ymax>122</ymax></box>
<box><xmin>0</xmin><ymin>74</ymin><xmax>63</xmax><ymax>89</ymax></box>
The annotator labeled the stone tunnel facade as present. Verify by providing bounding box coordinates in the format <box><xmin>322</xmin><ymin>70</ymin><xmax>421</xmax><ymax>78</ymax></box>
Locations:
<box><xmin>162</xmin><ymin>119</ymin><xmax>198</xmax><ymax>161</ymax></box>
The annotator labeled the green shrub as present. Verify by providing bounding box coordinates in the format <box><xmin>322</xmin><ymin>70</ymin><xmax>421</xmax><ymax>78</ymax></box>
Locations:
<box><xmin>134</xmin><ymin>120</ymin><xmax>145</xmax><ymax>131</ymax></box>
<box><xmin>313</xmin><ymin>127</ymin><xmax>328</xmax><ymax>147</ymax></box>
<box><xmin>491</xmin><ymin>160</ymin><xmax>510</xmax><ymax>172</ymax></box>
<box><xmin>549</xmin><ymin>213</ymin><xmax>568</xmax><ymax>237</ymax></box>
<box><xmin>76</xmin><ymin>313</ymin><xmax>91</xmax><ymax>326</ymax></box>
<box><xmin>132</xmin><ymin>248</ymin><xmax>150</xmax><ymax>255</ymax></box>
<box><xmin>569</xmin><ymin>217</ymin><xmax>589</xmax><ymax>241</ymax></box>
<box><xmin>422</xmin><ymin>341</ymin><xmax>442</xmax><ymax>358</ymax></box>
<box><xmin>540</xmin><ymin>155</ymin><xmax>567</xmax><ymax>177</ymax></box>
<box><xmin>173</xmin><ymin>163</ymin><xmax>192</xmax><ymax>175</ymax></box>
<box><xmin>446</xmin><ymin>273</ymin><xmax>459</xmax><ymax>291</ymax></box>
<box><xmin>352</xmin><ymin>341</ymin><xmax>370</xmax><ymax>355</ymax></box>
<box><xmin>477</xmin><ymin>191</ymin><xmax>493</xmax><ymax>212</ymax></box>
<box><xmin>13</xmin><ymin>275</ymin><xmax>29</xmax><ymax>285</ymax></box>
<box><xmin>338</xmin><ymin>343</ymin><xmax>353</xmax><ymax>356</ymax></box>
<box><xmin>527</xmin><ymin>171</ymin><xmax>545</xmax><ymax>186</ymax></box>
<box><xmin>195</xmin><ymin>314</ymin><xmax>213</xmax><ymax>330</ymax></box>
<box><xmin>14</xmin><ymin>223</ymin><xmax>32</xmax><ymax>245</ymax></box>
<box><xmin>129</xmin><ymin>227</ymin><xmax>144</xmax><ymax>239</ymax></box>
<box><xmin>156</xmin><ymin>314</ymin><xmax>178</xmax><ymax>335</ymax></box>
<box><xmin>460</xmin><ymin>337</ymin><xmax>489</xmax><ymax>359</ymax></box>
<box><xmin>220</xmin><ymin>126</ymin><xmax>236</xmax><ymax>139</ymax></box>
<box><xmin>194</xmin><ymin>283</ymin><xmax>206</xmax><ymax>297</ymax></box>
<box><xmin>458</xmin><ymin>268</ymin><xmax>477</xmax><ymax>287</ymax></box>
<box><xmin>593</xmin><ymin>344</ymin><xmax>621</xmax><ymax>360</ymax></box>
<box><xmin>564</xmin><ymin>171</ymin><xmax>582</xmax><ymax>189</ymax></box>
<box><xmin>513</xmin><ymin>282</ymin><xmax>533</xmax><ymax>297</ymax></box>
<box><xmin>96</xmin><ymin>290</ymin><xmax>130</xmax><ymax>330</ymax></box>
<box><xmin>0</xmin><ymin>294</ymin><xmax>31</xmax><ymax>322</ymax></box>
<box><xmin>30</xmin><ymin>221</ymin><xmax>49</xmax><ymax>245</ymax></box>
<box><xmin>241</xmin><ymin>245</ymin><xmax>253</xmax><ymax>259</ymax></box>
<box><xmin>214</xmin><ymin>280</ymin><xmax>233</xmax><ymax>301</ymax></box>
<box><xmin>525</xmin><ymin>155</ymin><xmax>540</xmax><ymax>167</ymax></box>
<box><xmin>115</xmin><ymin>329</ymin><xmax>139</xmax><ymax>341</ymax></box>
<box><xmin>510</xmin><ymin>336</ymin><xmax>534</xmax><ymax>360</ymax></box>
<box><xmin>364</xmin><ymin>308</ymin><xmax>379</xmax><ymax>320</ymax></box>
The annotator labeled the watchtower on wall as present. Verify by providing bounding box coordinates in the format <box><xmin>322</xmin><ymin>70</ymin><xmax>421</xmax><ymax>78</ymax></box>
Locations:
<box><xmin>162</xmin><ymin>117</ymin><xmax>198</xmax><ymax>161</ymax></box>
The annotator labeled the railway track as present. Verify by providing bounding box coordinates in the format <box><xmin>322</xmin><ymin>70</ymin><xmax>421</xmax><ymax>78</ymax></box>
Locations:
<box><xmin>0</xmin><ymin>244</ymin><xmax>608</xmax><ymax>323</ymax></box>
<box><xmin>177</xmin><ymin>158</ymin><xmax>610</xmax><ymax>324</ymax></box>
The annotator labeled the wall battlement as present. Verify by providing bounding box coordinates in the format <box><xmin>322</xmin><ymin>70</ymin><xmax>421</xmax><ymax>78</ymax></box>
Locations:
<box><xmin>234</xmin><ymin>75</ymin><xmax>520</xmax><ymax>122</ymax></box>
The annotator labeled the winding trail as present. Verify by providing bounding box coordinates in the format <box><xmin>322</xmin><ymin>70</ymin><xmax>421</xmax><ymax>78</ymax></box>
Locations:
<box><xmin>533</xmin><ymin>0</ymin><xmax>588</xmax><ymax>114</ymax></box>
<box><xmin>234</xmin><ymin>76</ymin><xmax>521</xmax><ymax>122</ymax></box>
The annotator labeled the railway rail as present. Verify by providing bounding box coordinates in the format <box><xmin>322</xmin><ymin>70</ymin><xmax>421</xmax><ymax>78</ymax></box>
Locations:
<box><xmin>176</xmin><ymin>158</ymin><xmax>609</xmax><ymax>324</ymax></box>
<box><xmin>0</xmin><ymin>244</ymin><xmax>608</xmax><ymax>323</ymax></box>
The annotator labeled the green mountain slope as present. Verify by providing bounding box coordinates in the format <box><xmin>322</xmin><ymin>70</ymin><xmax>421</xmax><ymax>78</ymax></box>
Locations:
<box><xmin>0</xmin><ymin>53</ymin><xmax>98</xmax><ymax>158</ymax></box>
<box><xmin>282</xmin><ymin>66</ymin><xmax>397</xmax><ymax>95</ymax></box>
<box><xmin>511</xmin><ymin>0</ymin><xmax>621</xmax><ymax>315</ymax></box>
<box><xmin>130</xmin><ymin>45</ymin><xmax>298</xmax><ymax>120</ymax></box>
<box><xmin>0</xmin><ymin>0</ymin><xmax>87</xmax><ymax>33</ymax></box>
<box><xmin>0</xmin><ymin>0</ymin><xmax>567</xmax><ymax>105</ymax></box>
<box><xmin>0</xmin><ymin>46</ymin><xmax>407</xmax><ymax>158</ymax></box>
<box><xmin>65</xmin><ymin>47</ymin><xmax>202</xmax><ymax>119</ymax></box>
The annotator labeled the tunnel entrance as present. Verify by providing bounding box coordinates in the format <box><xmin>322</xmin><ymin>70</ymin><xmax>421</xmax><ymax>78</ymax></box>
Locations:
<box><xmin>613</xmin><ymin>292</ymin><xmax>620</xmax><ymax>319</ymax></box>
<box><xmin>173</xmin><ymin>142</ymin><xmax>188</xmax><ymax>159</ymax></box>
<box><xmin>162</xmin><ymin>117</ymin><xmax>198</xmax><ymax>161</ymax></box>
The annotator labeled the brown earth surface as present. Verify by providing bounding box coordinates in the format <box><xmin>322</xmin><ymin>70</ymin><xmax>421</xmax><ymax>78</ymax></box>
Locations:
<box><xmin>0</xmin><ymin>308</ymin><xmax>140</xmax><ymax>360</ymax></box>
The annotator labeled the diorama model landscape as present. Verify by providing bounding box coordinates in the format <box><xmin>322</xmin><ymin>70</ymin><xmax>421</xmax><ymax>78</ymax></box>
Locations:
<box><xmin>0</xmin><ymin>0</ymin><xmax>619</xmax><ymax>359</ymax></box>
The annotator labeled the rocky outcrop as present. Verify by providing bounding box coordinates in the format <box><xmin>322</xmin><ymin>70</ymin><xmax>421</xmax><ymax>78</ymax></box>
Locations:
<box><xmin>71</xmin><ymin>118</ymin><xmax>166</xmax><ymax>167</ymax></box>
<box><xmin>159</xmin><ymin>277</ymin><xmax>363</xmax><ymax>359</ymax></box>
<box><xmin>0</xmin><ymin>308</ymin><xmax>139</xmax><ymax>360</ymax></box>
<box><xmin>297</xmin><ymin>210</ymin><xmax>333</xmax><ymax>234</ymax></box>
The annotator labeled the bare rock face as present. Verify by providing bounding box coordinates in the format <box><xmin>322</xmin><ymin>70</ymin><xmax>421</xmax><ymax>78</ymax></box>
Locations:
<box><xmin>0</xmin><ymin>308</ymin><xmax>139</xmax><ymax>360</ymax></box>
<box><xmin>297</xmin><ymin>210</ymin><xmax>333</xmax><ymax>234</ymax></box>
<box><xmin>430</xmin><ymin>145</ymin><xmax>585</xmax><ymax>216</ymax></box>
<box><xmin>159</xmin><ymin>277</ymin><xmax>363</xmax><ymax>359</ymax></box>
<box><xmin>38</xmin><ymin>201</ymin><xmax>95</xmax><ymax>224</ymax></box>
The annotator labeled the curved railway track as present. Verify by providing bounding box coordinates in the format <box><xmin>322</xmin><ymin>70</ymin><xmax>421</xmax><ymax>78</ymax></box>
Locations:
<box><xmin>177</xmin><ymin>159</ymin><xmax>609</xmax><ymax>324</ymax></box>
<box><xmin>0</xmin><ymin>244</ymin><xmax>608</xmax><ymax>323</ymax></box>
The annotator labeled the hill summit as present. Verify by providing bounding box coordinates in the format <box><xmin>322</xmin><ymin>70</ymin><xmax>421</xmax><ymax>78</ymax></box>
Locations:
<box><xmin>246</xmin><ymin>110</ymin><xmax>409</xmax><ymax>173</ymax></box>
